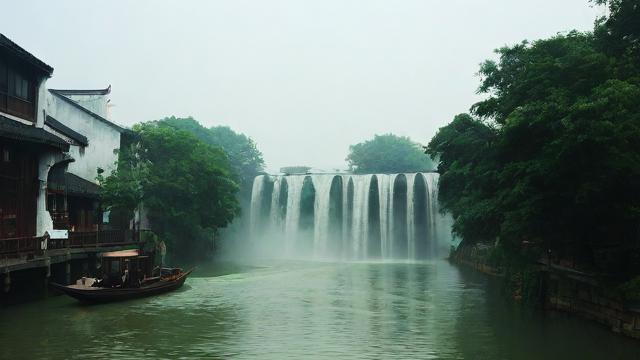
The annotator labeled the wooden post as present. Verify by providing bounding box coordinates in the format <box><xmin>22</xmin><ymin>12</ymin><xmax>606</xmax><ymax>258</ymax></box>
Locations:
<box><xmin>65</xmin><ymin>261</ymin><xmax>71</xmax><ymax>285</ymax></box>
<box><xmin>3</xmin><ymin>272</ymin><xmax>10</xmax><ymax>293</ymax></box>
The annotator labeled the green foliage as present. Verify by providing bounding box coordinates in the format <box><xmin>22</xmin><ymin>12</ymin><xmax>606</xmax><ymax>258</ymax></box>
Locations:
<box><xmin>594</xmin><ymin>0</ymin><xmax>640</xmax><ymax>59</ymax></box>
<box><xmin>96</xmin><ymin>142</ymin><xmax>146</xmax><ymax>218</ymax></box>
<box><xmin>427</xmin><ymin>3</ymin><xmax>640</xmax><ymax>277</ymax></box>
<box><xmin>155</xmin><ymin>116</ymin><xmax>264</xmax><ymax>197</ymax></box>
<box><xmin>426</xmin><ymin>114</ymin><xmax>500</xmax><ymax>244</ymax></box>
<box><xmin>347</xmin><ymin>134</ymin><xmax>434</xmax><ymax>174</ymax></box>
<box><xmin>617</xmin><ymin>276</ymin><xmax>640</xmax><ymax>301</ymax></box>
<box><xmin>99</xmin><ymin>122</ymin><xmax>239</xmax><ymax>260</ymax></box>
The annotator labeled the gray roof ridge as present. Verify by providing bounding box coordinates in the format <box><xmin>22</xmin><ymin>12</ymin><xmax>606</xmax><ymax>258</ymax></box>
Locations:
<box><xmin>49</xmin><ymin>85</ymin><xmax>111</xmax><ymax>96</ymax></box>
<box><xmin>49</xmin><ymin>89</ymin><xmax>127</xmax><ymax>133</ymax></box>
<box><xmin>45</xmin><ymin>114</ymin><xmax>89</xmax><ymax>146</ymax></box>
<box><xmin>0</xmin><ymin>33</ymin><xmax>54</xmax><ymax>75</ymax></box>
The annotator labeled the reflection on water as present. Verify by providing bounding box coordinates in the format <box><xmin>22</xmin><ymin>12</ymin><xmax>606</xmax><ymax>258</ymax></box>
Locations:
<box><xmin>1</xmin><ymin>260</ymin><xmax>639</xmax><ymax>359</ymax></box>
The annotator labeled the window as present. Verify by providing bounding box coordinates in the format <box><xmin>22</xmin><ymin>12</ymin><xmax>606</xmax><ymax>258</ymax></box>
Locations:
<box><xmin>14</xmin><ymin>74</ymin><xmax>28</xmax><ymax>100</ymax></box>
<box><xmin>7</xmin><ymin>69</ymin><xmax>31</xmax><ymax>101</ymax></box>
<box><xmin>0</xmin><ymin>59</ymin><xmax>35</xmax><ymax>121</ymax></box>
<box><xmin>0</xmin><ymin>60</ymin><xmax>6</xmax><ymax>89</ymax></box>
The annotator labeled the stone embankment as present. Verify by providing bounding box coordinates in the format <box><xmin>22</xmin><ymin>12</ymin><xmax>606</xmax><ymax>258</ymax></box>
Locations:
<box><xmin>452</xmin><ymin>243</ymin><xmax>640</xmax><ymax>339</ymax></box>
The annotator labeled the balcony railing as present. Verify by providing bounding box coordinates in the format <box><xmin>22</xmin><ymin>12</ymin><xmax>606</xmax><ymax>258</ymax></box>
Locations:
<box><xmin>1</xmin><ymin>230</ymin><xmax>139</xmax><ymax>258</ymax></box>
<box><xmin>66</xmin><ymin>229</ymin><xmax>138</xmax><ymax>248</ymax></box>
<box><xmin>0</xmin><ymin>236</ymin><xmax>42</xmax><ymax>257</ymax></box>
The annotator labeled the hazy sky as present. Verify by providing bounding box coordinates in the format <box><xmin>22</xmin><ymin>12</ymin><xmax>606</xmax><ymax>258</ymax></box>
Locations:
<box><xmin>5</xmin><ymin>1</ymin><xmax>603</xmax><ymax>172</ymax></box>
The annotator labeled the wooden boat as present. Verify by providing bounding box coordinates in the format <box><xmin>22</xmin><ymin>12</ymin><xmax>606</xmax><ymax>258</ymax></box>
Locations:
<box><xmin>51</xmin><ymin>249</ymin><xmax>193</xmax><ymax>303</ymax></box>
<box><xmin>51</xmin><ymin>269</ymin><xmax>192</xmax><ymax>303</ymax></box>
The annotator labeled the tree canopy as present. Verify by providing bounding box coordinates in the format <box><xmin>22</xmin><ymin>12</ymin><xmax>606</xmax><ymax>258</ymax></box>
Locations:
<box><xmin>347</xmin><ymin>134</ymin><xmax>434</xmax><ymax>174</ymax></box>
<box><xmin>427</xmin><ymin>0</ymin><xmax>640</xmax><ymax>277</ymax></box>
<box><xmin>99</xmin><ymin>122</ymin><xmax>239</xmax><ymax>260</ymax></box>
<box><xmin>155</xmin><ymin>117</ymin><xmax>265</xmax><ymax>198</ymax></box>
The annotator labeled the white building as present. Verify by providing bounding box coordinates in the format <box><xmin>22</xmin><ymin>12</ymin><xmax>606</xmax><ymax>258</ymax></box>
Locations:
<box><xmin>1</xmin><ymin>33</ymin><xmax>139</xmax><ymax>287</ymax></box>
<box><xmin>46</xmin><ymin>87</ymin><xmax>128</xmax><ymax>184</ymax></box>
<box><xmin>44</xmin><ymin>87</ymin><xmax>132</xmax><ymax>232</ymax></box>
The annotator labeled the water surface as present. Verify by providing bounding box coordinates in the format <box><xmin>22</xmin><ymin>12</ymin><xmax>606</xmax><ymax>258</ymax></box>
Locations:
<box><xmin>1</xmin><ymin>260</ymin><xmax>638</xmax><ymax>359</ymax></box>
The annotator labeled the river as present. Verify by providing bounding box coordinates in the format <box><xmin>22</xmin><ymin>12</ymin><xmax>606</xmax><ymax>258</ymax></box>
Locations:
<box><xmin>1</xmin><ymin>260</ymin><xmax>638</xmax><ymax>359</ymax></box>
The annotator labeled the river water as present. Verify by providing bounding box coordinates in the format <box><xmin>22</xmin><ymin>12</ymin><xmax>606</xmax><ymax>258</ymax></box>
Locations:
<box><xmin>1</xmin><ymin>260</ymin><xmax>639</xmax><ymax>359</ymax></box>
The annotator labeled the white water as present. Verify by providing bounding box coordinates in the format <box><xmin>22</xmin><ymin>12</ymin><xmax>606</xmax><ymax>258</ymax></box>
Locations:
<box><xmin>341</xmin><ymin>175</ymin><xmax>351</xmax><ymax>260</ymax></box>
<box><xmin>406</xmin><ymin>173</ymin><xmax>416</xmax><ymax>260</ymax></box>
<box><xmin>377</xmin><ymin>174</ymin><xmax>394</xmax><ymax>259</ymax></box>
<box><xmin>312</xmin><ymin>175</ymin><xmax>334</xmax><ymax>257</ymax></box>
<box><xmin>249</xmin><ymin>172</ymin><xmax>449</xmax><ymax>260</ymax></box>
<box><xmin>351</xmin><ymin>175</ymin><xmax>372</xmax><ymax>259</ymax></box>
<box><xmin>249</xmin><ymin>175</ymin><xmax>267</xmax><ymax>238</ymax></box>
<box><xmin>424</xmin><ymin>173</ymin><xmax>439</xmax><ymax>257</ymax></box>
<box><xmin>283</xmin><ymin>176</ymin><xmax>306</xmax><ymax>256</ymax></box>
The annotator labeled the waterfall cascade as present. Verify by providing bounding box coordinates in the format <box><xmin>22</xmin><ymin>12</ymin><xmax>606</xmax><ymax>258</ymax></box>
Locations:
<box><xmin>249</xmin><ymin>173</ymin><xmax>451</xmax><ymax>260</ymax></box>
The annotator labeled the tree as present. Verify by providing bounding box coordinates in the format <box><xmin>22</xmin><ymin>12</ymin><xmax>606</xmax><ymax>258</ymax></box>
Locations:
<box><xmin>426</xmin><ymin>114</ymin><xmax>500</xmax><ymax>244</ymax></box>
<box><xmin>347</xmin><ymin>134</ymin><xmax>434</xmax><ymax>174</ymax></box>
<box><xmin>155</xmin><ymin>117</ymin><xmax>264</xmax><ymax>198</ymax></box>
<box><xmin>428</xmin><ymin>3</ymin><xmax>640</xmax><ymax>277</ymax></box>
<box><xmin>99</xmin><ymin>122</ymin><xmax>240</xmax><ymax>260</ymax></box>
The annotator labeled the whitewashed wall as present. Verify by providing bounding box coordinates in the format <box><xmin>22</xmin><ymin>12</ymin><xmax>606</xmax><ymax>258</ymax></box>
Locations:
<box><xmin>45</xmin><ymin>92</ymin><xmax>122</xmax><ymax>183</ymax></box>
<box><xmin>64</xmin><ymin>94</ymin><xmax>109</xmax><ymax>119</ymax></box>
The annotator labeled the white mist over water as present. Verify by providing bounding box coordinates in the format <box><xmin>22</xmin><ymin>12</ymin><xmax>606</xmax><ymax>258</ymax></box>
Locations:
<box><xmin>249</xmin><ymin>173</ymin><xmax>452</xmax><ymax>260</ymax></box>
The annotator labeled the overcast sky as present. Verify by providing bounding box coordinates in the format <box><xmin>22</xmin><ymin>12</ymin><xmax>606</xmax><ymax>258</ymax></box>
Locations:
<box><xmin>4</xmin><ymin>1</ymin><xmax>603</xmax><ymax>172</ymax></box>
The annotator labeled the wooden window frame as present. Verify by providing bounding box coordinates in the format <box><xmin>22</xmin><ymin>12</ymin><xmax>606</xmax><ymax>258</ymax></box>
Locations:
<box><xmin>0</xmin><ymin>58</ymin><xmax>36</xmax><ymax>122</ymax></box>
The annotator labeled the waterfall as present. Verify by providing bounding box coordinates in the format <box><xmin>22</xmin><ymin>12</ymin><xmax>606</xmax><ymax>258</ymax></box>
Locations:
<box><xmin>283</xmin><ymin>175</ymin><xmax>306</xmax><ymax>256</ymax></box>
<box><xmin>269</xmin><ymin>176</ymin><xmax>284</xmax><ymax>239</ymax></box>
<box><xmin>351</xmin><ymin>175</ymin><xmax>372</xmax><ymax>259</ymax></box>
<box><xmin>341</xmin><ymin>175</ymin><xmax>351</xmax><ymax>260</ymax></box>
<box><xmin>249</xmin><ymin>175</ymin><xmax>267</xmax><ymax>237</ymax></box>
<box><xmin>312</xmin><ymin>175</ymin><xmax>333</xmax><ymax>257</ymax></box>
<box><xmin>424</xmin><ymin>173</ymin><xmax>439</xmax><ymax>257</ymax></box>
<box><xmin>248</xmin><ymin>172</ymin><xmax>449</xmax><ymax>260</ymax></box>
<box><xmin>405</xmin><ymin>173</ymin><xmax>416</xmax><ymax>260</ymax></box>
<box><xmin>388</xmin><ymin>174</ymin><xmax>396</xmax><ymax>258</ymax></box>
<box><xmin>377</xmin><ymin>174</ymin><xmax>393</xmax><ymax>259</ymax></box>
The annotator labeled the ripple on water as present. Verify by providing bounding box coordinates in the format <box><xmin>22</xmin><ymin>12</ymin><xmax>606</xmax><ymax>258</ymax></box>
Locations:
<box><xmin>1</xmin><ymin>260</ymin><xmax>640</xmax><ymax>359</ymax></box>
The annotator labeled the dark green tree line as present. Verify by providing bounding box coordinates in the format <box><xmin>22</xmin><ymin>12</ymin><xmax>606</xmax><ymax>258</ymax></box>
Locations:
<box><xmin>347</xmin><ymin>134</ymin><xmax>435</xmax><ymax>174</ymax></box>
<box><xmin>427</xmin><ymin>0</ymin><xmax>640</xmax><ymax>277</ymax></box>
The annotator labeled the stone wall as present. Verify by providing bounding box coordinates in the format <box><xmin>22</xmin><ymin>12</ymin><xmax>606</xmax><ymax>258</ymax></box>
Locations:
<box><xmin>546</xmin><ymin>273</ymin><xmax>640</xmax><ymax>339</ymax></box>
<box><xmin>453</xmin><ymin>242</ymin><xmax>640</xmax><ymax>340</ymax></box>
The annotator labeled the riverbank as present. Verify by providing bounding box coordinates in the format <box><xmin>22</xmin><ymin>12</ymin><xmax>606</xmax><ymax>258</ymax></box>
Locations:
<box><xmin>452</xmin><ymin>243</ymin><xmax>640</xmax><ymax>340</ymax></box>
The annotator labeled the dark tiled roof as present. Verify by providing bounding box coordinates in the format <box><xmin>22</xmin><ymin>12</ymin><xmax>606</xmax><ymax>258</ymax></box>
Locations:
<box><xmin>64</xmin><ymin>173</ymin><xmax>101</xmax><ymax>198</ymax></box>
<box><xmin>48</xmin><ymin>172</ymin><xmax>101</xmax><ymax>198</ymax></box>
<box><xmin>0</xmin><ymin>114</ymin><xmax>69</xmax><ymax>150</ymax></box>
<box><xmin>45</xmin><ymin>115</ymin><xmax>88</xmax><ymax>146</ymax></box>
<box><xmin>49</xmin><ymin>85</ymin><xmax>111</xmax><ymax>96</ymax></box>
<box><xmin>49</xmin><ymin>90</ymin><xmax>127</xmax><ymax>133</ymax></box>
<box><xmin>0</xmin><ymin>33</ymin><xmax>53</xmax><ymax>76</ymax></box>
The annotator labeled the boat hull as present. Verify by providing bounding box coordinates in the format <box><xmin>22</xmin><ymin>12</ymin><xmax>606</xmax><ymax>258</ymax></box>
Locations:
<box><xmin>51</xmin><ymin>270</ymin><xmax>192</xmax><ymax>304</ymax></box>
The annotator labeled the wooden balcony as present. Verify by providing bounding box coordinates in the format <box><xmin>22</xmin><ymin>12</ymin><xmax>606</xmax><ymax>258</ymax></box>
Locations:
<box><xmin>0</xmin><ymin>235</ymin><xmax>41</xmax><ymax>257</ymax></box>
<box><xmin>52</xmin><ymin>229</ymin><xmax>138</xmax><ymax>249</ymax></box>
<box><xmin>1</xmin><ymin>230</ymin><xmax>139</xmax><ymax>259</ymax></box>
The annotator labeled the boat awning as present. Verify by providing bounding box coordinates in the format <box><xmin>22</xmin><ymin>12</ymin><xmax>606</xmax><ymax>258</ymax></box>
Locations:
<box><xmin>100</xmin><ymin>249</ymin><xmax>140</xmax><ymax>258</ymax></box>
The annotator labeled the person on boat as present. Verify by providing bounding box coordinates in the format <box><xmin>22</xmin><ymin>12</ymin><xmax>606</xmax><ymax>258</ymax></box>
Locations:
<box><xmin>136</xmin><ymin>268</ymin><xmax>144</xmax><ymax>288</ymax></box>
<box><xmin>122</xmin><ymin>268</ymin><xmax>129</xmax><ymax>287</ymax></box>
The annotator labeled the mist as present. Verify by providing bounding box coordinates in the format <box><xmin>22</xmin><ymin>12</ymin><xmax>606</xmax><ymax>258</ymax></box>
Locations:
<box><xmin>3</xmin><ymin>0</ymin><xmax>602</xmax><ymax>171</ymax></box>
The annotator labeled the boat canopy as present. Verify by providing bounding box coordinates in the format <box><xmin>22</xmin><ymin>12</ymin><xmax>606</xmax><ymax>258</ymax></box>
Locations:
<box><xmin>100</xmin><ymin>249</ymin><xmax>140</xmax><ymax>258</ymax></box>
